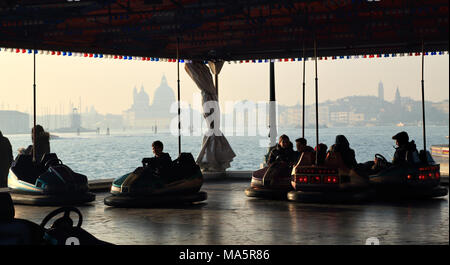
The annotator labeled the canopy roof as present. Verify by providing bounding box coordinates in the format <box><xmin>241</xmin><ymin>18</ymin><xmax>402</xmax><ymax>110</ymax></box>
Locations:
<box><xmin>0</xmin><ymin>0</ymin><xmax>448</xmax><ymax>60</ymax></box>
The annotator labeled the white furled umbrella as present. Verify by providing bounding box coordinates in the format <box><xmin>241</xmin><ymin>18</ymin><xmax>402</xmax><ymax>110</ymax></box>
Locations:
<box><xmin>185</xmin><ymin>61</ymin><xmax>236</xmax><ymax>172</ymax></box>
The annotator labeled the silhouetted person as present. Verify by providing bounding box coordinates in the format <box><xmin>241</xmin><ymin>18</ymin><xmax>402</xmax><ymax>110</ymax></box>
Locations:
<box><xmin>294</xmin><ymin>137</ymin><xmax>314</xmax><ymax>162</ymax></box>
<box><xmin>391</xmin><ymin>131</ymin><xmax>418</xmax><ymax>165</ymax></box>
<box><xmin>329</xmin><ymin>135</ymin><xmax>357</xmax><ymax>169</ymax></box>
<box><xmin>263</xmin><ymin>135</ymin><xmax>296</xmax><ymax>186</ymax></box>
<box><xmin>267</xmin><ymin>134</ymin><xmax>296</xmax><ymax>166</ymax></box>
<box><xmin>315</xmin><ymin>143</ymin><xmax>328</xmax><ymax>165</ymax></box>
<box><xmin>24</xmin><ymin>125</ymin><xmax>50</xmax><ymax>163</ymax></box>
<box><xmin>142</xmin><ymin>140</ymin><xmax>172</xmax><ymax>170</ymax></box>
<box><xmin>0</xmin><ymin>130</ymin><xmax>13</xmax><ymax>187</ymax></box>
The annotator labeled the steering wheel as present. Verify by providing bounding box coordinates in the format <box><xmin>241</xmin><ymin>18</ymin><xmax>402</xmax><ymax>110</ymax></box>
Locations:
<box><xmin>375</xmin><ymin>153</ymin><xmax>388</xmax><ymax>164</ymax></box>
<box><xmin>40</xmin><ymin>207</ymin><xmax>83</xmax><ymax>230</ymax></box>
<box><xmin>44</xmin><ymin>158</ymin><xmax>63</xmax><ymax>169</ymax></box>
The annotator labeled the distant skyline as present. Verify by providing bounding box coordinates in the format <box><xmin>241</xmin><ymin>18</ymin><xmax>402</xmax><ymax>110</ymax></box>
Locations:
<box><xmin>0</xmin><ymin>52</ymin><xmax>448</xmax><ymax>115</ymax></box>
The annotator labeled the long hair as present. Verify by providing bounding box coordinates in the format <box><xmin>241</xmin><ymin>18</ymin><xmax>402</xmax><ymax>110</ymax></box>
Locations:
<box><xmin>278</xmin><ymin>134</ymin><xmax>290</xmax><ymax>144</ymax></box>
<box><xmin>335</xmin><ymin>135</ymin><xmax>350</xmax><ymax>149</ymax></box>
<box><xmin>32</xmin><ymin>125</ymin><xmax>49</xmax><ymax>141</ymax></box>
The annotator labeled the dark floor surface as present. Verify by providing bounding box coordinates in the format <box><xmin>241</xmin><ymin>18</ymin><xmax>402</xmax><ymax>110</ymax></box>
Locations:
<box><xmin>13</xmin><ymin>179</ymin><xmax>449</xmax><ymax>245</ymax></box>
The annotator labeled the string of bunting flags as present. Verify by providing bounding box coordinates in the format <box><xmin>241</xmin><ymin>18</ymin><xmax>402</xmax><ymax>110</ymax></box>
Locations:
<box><xmin>0</xmin><ymin>47</ymin><xmax>448</xmax><ymax>63</ymax></box>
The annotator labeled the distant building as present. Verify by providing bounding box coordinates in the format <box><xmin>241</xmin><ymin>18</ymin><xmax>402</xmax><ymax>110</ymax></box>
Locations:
<box><xmin>280</xmin><ymin>106</ymin><xmax>302</xmax><ymax>128</ymax></box>
<box><xmin>378</xmin><ymin>81</ymin><xmax>384</xmax><ymax>102</ymax></box>
<box><xmin>123</xmin><ymin>75</ymin><xmax>177</xmax><ymax>129</ymax></box>
<box><xmin>305</xmin><ymin>106</ymin><xmax>329</xmax><ymax>126</ymax></box>
<box><xmin>0</xmin><ymin>110</ymin><xmax>29</xmax><ymax>134</ymax></box>
<box><xmin>329</xmin><ymin>111</ymin><xmax>364</xmax><ymax>125</ymax></box>
<box><xmin>71</xmin><ymin>108</ymin><xmax>81</xmax><ymax>129</ymax></box>
<box><xmin>432</xmin><ymin>100</ymin><xmax>449</xmax><ymax>114</ymax></box>
<box><xmin>395</xmin><ymin>86</ymin><xmax>401</xmax><ymax>105</ymax></box>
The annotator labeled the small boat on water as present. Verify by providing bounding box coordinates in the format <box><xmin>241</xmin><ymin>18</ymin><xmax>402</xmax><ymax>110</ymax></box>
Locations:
<box><xmin>104</xmin><ymin>152</ymin><xmax>207</xmax><ymax>207</ymax></box>
<box><xmin>49</xmin><ymin>134</ymin><xmax>60</xmax><ymax>140</ymax></box>
<box><xmin>396</xmin><ymin>122</ymin><xmax>405</xmax><ymax>127</ymax></box>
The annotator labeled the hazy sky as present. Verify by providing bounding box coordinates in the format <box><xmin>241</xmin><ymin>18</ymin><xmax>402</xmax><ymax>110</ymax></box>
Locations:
<box><xmin>0</xmin><ymin>51</ymin><xmax>448</xmax><ymax>115</ymax></box>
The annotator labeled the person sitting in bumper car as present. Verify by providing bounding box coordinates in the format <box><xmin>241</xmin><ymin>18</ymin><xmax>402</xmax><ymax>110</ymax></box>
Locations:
<box><xmin>294</xmin><ymin>138</ymin><xmax>315</xmax><ymax>163</ymax></box>
<box><xmin>329</xmin><ymin>135</ymin><xmax>357</xmax><ymax>169</ymax></box>
<box><xmin>263</xmin><ymin>135</ymin><xmax>297</xmax><ymax>186</ymax></box>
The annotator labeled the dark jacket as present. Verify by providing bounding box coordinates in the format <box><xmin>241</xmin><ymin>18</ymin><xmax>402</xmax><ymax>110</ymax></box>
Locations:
<box><xmin>267</xmin><ymin>143</ymin><xmax>296</xmax><ymax>165</ymax></box>
<box><xmin>314</xmin><ymin>143</ymin><xmax>328</xmax><ymax>165</ymax></box>
<box><xmin>330</xmin><ymin>135</ymin><xmax>357</xmax><ymax>169</ymax></box>
<box><xmin>393</xmin><ymin>140</ymin><xmax>418</xmax><ymax>165</ymax></box>
<box><xmin>143</xmin><ymin>152</ymin><xmax>172</xmax><ymax>169</ymax></box>
<box><xmin>294</xmin><ymin>146</ymin><xmax>314</xmax><ymax>162</ymax></box>
<box><xmin>0</xmin><ymin>133</ymin><xmax>13</xmax><ymax>187</ymax></box>
<box><xmin>0</xmin><ymin>133</ymin><xmax>13</xmax><ymax>166</ymax></box>
<box><xmin>34</xmin><ymin>133</ymin><xmax>50</xmax><ymax>163</ymax></box>
<box><xmin>156</xmin><ymin>152</ymin><xmax>172</xmax><ymax>169</ymax></box>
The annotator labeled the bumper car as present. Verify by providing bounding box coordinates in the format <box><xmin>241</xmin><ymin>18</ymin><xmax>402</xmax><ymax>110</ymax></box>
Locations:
<box><xmin>8</xmin><ymin>153</ymin><xmax>95</xmax><ymax>206</ymax></box>
<box><xmin>245</xmin><ymin>161</ymin><xmax>294</xmax><ymax>200</ymax></box>
<box><xmin>287</xmin><ymin>152</ymin><xmax>371</xmax><ymax>203</ymax></box>
<box><xmin>0</xmin><ymin>192</ymin><xmax>111</xmax><ymax>245</ymax></box>
<box><xmin>104</xmin><ymin>153</ymin><xmax>207</xmax><ymax>207</ymax></box>
<box><xmin>367</xmin><ymin>153</ymin><xmax>448</xmax><ymax>200</ymax></box>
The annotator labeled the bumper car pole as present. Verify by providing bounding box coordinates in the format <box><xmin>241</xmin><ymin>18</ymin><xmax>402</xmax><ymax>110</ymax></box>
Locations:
<box><xmin>302</xmin><ymin>43</ymin><xmax>306</xmax><ymax>138</ymax></box>
<box><xmin>420</xmin><ymin>40</ymin><xmax>426</xmax><ymax>152</ymax></box>
<box><xmin>269</xmin><ymin>61</ymin><xmax>277</xmax><ymax>148</ymax></box>
<box><xmin>314</xmin><ymin>39</ymin><xmax>319</xmax><ymax>166</ymax></box>
<box><xmin>32</xmin><ymin>44</ymin><xmax>37</xmax><ymax>163</ymax></box>
<box><xmin>177</xmin><ymin>37</ymin><xmax>181</xmax><ymax>156</ymax></box>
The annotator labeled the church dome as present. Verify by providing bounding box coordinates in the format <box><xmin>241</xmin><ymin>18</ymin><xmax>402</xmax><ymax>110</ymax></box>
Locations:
<box><xmin>150</xmin><ymin>75</ymin><xmax>176</xmax><ymax>117</ymax></box>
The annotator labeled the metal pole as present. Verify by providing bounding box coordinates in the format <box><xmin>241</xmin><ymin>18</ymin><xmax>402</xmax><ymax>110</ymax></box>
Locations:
<box><xmin>177</xmin><ymin>38</ymin><xmax>181</xmax><ymax>156</ymax></box>
<box><xmin>302</xmin><ymin>43</ymin><xmax>306</xmax><ymax>138</ymax></box>
<box><xmin>33</xmin><ymin>49</ymin><xmax>37</xmax><ymax>163</ymax></box>
<box><xmin>269</xmin><ymin>61</ymin><xmax>277</xmax><ymax>147</ymax></box>
<box><xmin>314</xmin><ymin>40</ymin><xmax>319</xmax><ymax>166</ymax></box>
<box><xmin>270</xmin><ymin>62</ymin><xmax>275</xmax><ymax>101</ymax></box>
<box><xmin>421</xmin><ymin>41</ymin><xmax>426</xmax><ymax>152</ymax></box>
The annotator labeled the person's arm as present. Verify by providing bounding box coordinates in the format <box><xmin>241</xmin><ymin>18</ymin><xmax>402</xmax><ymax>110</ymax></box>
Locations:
<box><xmin>392</xmin><ymin>149</ymin><xmax>406</xmax><ymax>164</ymax></box>
<box><xmin>267</xmin><ymin>149</ymin><xmax>277</xmax><ymax>165</ymax></box>
<box><xmin>8</xmin><ymin>140</ymin><xmax>13</xmax><ymax>165</ymax></box>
